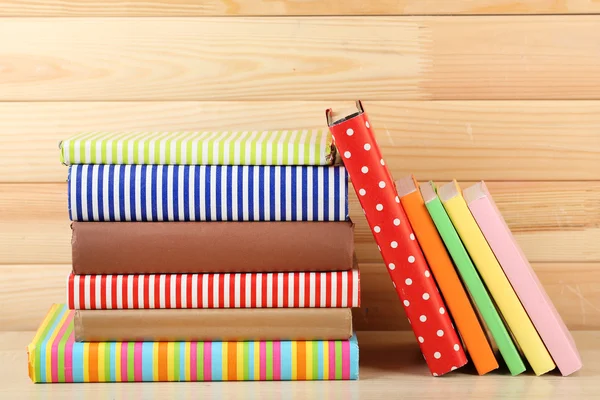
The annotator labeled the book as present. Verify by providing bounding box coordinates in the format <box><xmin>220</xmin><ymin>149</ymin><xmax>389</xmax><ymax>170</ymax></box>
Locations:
<box><xmin>397</xmin><ymin>176</ymin><xmax>498</xmax><ymax>375</ymax></box>
<box><xmin>71</xmin><ymin>221</ymin><xmax>354</xmax><ymax>274</ymax></box>
<box><xmin>67</xmin><ymin>267</ymin><xmax>360</xmax><ymax>310</ymax></box>
<box><xmin>28</xmin><ymin>305</ymin><xmax>359</xmax><ymax>382</ymax></box>
<box><xmin>68</xmin><ymin>164</ymin><xmax>348</xmax><ymax>222</ymax></box>
<box><xmin>438</xmin><ymin>180</ymin><xmax>555</xmax><ymax>376</ymax></box>
<box><xmin>420</xmin><ymin>181</ymin><xmax>526</xmax><ymax>376</ymax></box>
<box><xmin>59</xmin><ymin>130</ymin><xmax>335</xmax><ymax>166</ymax></box>
<box><xmin>73</xmin><ymin>308</ymin><xmax>353</xmax><ymax>342</ymax></box>
<box><xmin>74</xmin><ymin>308</ymin><xmax>352</xmax><ymax>342</ymax></box>
<box><xmin>326</xmin><ymin>101</ymin><xmax>467</xmax><ymax>377</ymax></box>
<box><xmin>464</xmin><ymin>181</ymin><xmax>582</xmax><ymax>376</ymax></box>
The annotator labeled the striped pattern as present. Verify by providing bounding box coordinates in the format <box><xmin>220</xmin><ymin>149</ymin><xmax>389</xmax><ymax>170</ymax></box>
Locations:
<box><xmin>28</xmin><ymin>305</ymin><xmax>359</xmax><ymax>382</ymax></box>
<box><xmin>60</xmin><ymin>130</ymin><xmax>335</xmax><ymax>166</ymax></box>
<box><xmin>67</xmin><ymin>268</ymin><xmax>360</xmax><ymax>310</ymax></box>
<box><xmin>68</xmin><ymin>164</ymin><xmax>348</xmax><ymax>221</ymax></box>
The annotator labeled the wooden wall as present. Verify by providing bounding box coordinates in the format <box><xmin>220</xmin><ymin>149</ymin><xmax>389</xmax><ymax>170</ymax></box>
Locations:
<box><xmin>1</xmin><ymin>1</ymin><xmax>599</xmax><ymax>332</ymax></box>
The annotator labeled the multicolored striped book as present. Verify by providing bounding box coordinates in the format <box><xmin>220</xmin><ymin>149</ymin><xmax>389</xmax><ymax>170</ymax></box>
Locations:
<box><xmin>28</xmin><ymin>305</ymin><xmax>359</xmax><ymax>383</ymax></box>
<box><xmin>68</xmin><ymin>164</ymin><xmax>348</xmax><ymax>222</ymax></box>
<box><xmin>67</xmin><ymin>267</ymin><xmax>360</xmax><ymax>309</ymax></box>
<box><xmin>60</xmin><ymin>130</ymin><xmax>335</xmax><ymax>166</ymax></box>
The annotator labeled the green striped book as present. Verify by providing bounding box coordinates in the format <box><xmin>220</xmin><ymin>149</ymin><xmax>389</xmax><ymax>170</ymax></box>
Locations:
<box><xmin>60</xmin><ymin>130</ymin><xmax>335</xmax><ymax>166</ymax></box>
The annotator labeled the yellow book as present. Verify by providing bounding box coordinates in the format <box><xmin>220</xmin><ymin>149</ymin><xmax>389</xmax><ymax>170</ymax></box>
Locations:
<box><xmin>438</xmin><ymin>180</ymin><xmax>555</xmax><ymax>376</ymax></box>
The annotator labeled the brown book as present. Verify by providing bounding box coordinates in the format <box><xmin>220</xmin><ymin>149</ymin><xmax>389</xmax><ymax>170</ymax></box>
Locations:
<box><xmin>71</xmin><ymin>221</ymin><xmax>354</xmax><ymax>274</ymax></box>
<box><xmin>74</xmin><ymin>308</ymin><xmax>353</xmax><ymax>342</ymax></box>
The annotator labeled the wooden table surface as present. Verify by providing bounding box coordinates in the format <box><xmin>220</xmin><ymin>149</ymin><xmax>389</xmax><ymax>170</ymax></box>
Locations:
<box><xmin>2</xmin><ymin>331</ymin><xmax>598</xmax><ymax>399</ymax></box>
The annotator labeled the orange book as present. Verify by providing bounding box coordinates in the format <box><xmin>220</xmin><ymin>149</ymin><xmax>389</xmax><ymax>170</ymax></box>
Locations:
<box><xmin>397</xmin><ymin>175</ymin><xmax>498</xmax><ymax>375</ymax></box>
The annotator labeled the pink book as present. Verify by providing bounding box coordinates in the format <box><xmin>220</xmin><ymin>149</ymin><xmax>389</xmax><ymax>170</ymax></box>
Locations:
<box><xmin>464</xmin><ymin>181</ymin><xmax>582</xmax><ymax>376</ymax></box>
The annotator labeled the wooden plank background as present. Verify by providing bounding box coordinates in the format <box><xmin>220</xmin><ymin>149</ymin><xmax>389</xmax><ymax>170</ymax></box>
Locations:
<box><xmin>1</xmin><ymin>17</ymin><xmax>600</xmax><ymax>101</ymax></box>
<box><xmin>2</xmin><ymin>0</ymin><xmax>600</xmax><ymax>16</ymax></box>
<box><xmin>2</xmin><ymin>101</ymin><xmax>600</xmax><ymax>183</ymax></box>
<box><xmin>0</xmin><ymin>0</ymin><xmax>599</xmax><ymax>331</ymax></box>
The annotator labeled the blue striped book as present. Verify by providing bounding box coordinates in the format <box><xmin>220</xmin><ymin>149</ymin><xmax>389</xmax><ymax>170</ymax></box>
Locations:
<box><xmin>68</xmin><ymin>165</ymin><xmax>348</xmax><ymax>222</ymax></box>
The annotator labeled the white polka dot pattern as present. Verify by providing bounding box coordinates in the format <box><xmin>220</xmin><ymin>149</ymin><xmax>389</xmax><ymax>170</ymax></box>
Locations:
<box><xmin>327</xmin><ymin>108</ymin><xmax>467</xmax><ymax>376</ymax></box>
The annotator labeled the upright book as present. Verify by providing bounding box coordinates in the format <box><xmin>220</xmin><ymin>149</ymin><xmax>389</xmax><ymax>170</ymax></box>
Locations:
<box><xmin>397</xmin><ymin>176</ymin><xmax>498</xmax><ymax>375</ymax></box>
<box><xmin>420</xmin><ymin>181</ymin><xmax>526</xmax><ymax>376</ymax></box>
<box><xmin>326</xmin><ymin>101</ymin><xmax>467</xmax><ymax>377</ymax></box>
<box><xmin>438</xmin><ymin>180</ymin><xmax>555</xmax><ymax>376</ymax></box>
<box><xmin>28</xmin><ymin>305</ymin><xmax>359</xmax><ymax>383</ymax></box>
<box><xmin>464</xmin><ymin>181</ymin><xmax>582</xmax><ymax>376</ymax></box>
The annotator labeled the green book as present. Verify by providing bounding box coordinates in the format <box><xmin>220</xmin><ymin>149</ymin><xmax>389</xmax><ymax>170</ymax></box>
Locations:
<box><xmin>420</xmin><ymin>181</ymin><xmax>526</xmax><ymax>376</ymax></box>
<box><xmin>59</xmin><ymin>130</ymin><xmax>335</xmax><ymax>166</ymax></box>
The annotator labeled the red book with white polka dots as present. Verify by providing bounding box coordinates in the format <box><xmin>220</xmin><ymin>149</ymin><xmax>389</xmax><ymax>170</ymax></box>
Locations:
<box><xmin>326</xmin><ymin>101</ymin><xmax>468</xmax><ymax>376</ymax></box>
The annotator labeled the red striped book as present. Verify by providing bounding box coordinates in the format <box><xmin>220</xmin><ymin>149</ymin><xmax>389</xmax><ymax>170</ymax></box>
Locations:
<box><xmin>67</xmin><ymin>267</ymin><xmax>360</xmax><ymax>310</ymax></box>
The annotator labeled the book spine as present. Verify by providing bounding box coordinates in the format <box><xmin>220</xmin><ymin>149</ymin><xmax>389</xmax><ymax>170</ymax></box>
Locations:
<box><xmin>60</xmin><ymin>130</ymin><xmax>335</xmax><ymax>166</ymax></box>
<box><xmin>71</xmin><ymin>221</ymin><xmax>355</xmax><ymax>275</ymax></box>
<box><xmin>326</xmin><ymin>102</ymin><xmax>467</xmax><ymax>376</ymax></box>
<box><xmin>67</xmin><ymin>269</ymin><xmax>360</xmax><ymax>310</ymax></box>
<box><xmin>73</xmin><ymin>308</ymin><xmax>353</xmax><ymax>342</ymax></box>
<box><xmin>400</xmin><ymin>188</ymin><xmax>498</xmax><ymax>375</ymax></box>
<box><xmin>68</xmin><ymin>165</ymin><xmax>348</xmax><ymax>222</ymax></box>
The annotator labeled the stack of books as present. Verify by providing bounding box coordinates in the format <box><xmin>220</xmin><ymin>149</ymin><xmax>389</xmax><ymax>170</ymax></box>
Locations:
<box><xmin>327</xmin><ymin>101</ymin><xmax>582</xmax><ymax>377</ymax></box>
<box><xmin>28</xmin><ymin>131</ymin><xmax>360</xmax><ymax>383</ymax></box>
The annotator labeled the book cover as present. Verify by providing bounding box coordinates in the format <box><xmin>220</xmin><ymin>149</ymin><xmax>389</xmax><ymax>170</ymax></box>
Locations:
<box><xmin>73</xmin><ymin>308</ymin><xmax>353</xmax><ymax>342</ymax></box>
<box><xmin>71</xmin><ymin>221</ymin><xmax>354</xmax><ymax>274</ymax></box>
<box><xmin>420</xmin><ymin>181</ymin><xmax>526</xmax><ymax>376</ymax></box>
<box><xmin>28</xmin><ymin>305</ymin><xmax>359</xmax><ymax>383</ymax></box>
<box><xmin>68</xmin><ymin>165</ymin><xmax>348</xmax><ymax>222</ymax></box>
<box><xmin>438</xmin><ymin>180</ymin><xmax>555</xmax><ymax>376</ymax></box>
<box><xmin>59</xmin><ymin>130</ymin><xmax>335</xmax><ymax>166</ymax></box>
<box><xmin>326</xmin><ymin>101</ymin><xmax>467</xmax><ymax>377</ymax></box>
<box><xmin>67</xmin><ymin>267</ymin><xmax>360</xmax><ymax>310</ymax></box>
<box><xmin>464</xmin><ymin>181</ymin><xmax>582</xmax><ymax>376</ymax></box>
<box><xmin>397</xmin><ymin>176</ymin><xmax>498</xmax><ymax>375</ymax></box>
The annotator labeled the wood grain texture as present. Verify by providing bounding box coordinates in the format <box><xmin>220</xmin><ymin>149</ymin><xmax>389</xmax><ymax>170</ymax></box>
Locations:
<box><xmin>2</xmin><ymin>0</ymin><xmax>600</xmax><ymax>16</ymax></box>
<box><xmin>355</xmin><ymin>263</ymin><xmax>600</xmax><ymax>331</ymax></box>
<box><xmin>1</xmin><ymin>181</ymin><xmax>598</xmax><ymax>265</ymax></box>
<box><xmin>2</xmin><ymin>263</ymin><xmax>598</xmax><ymax>331</ymax></box>
<box><xmin>1</xmin><ymin>17</ymin><xmax>600</xmax><ymax>101</ymax></box>
<box><xmin>2</xmin><ymin>100</ymin><xmax>600</xmax><ymax>183</ymax></box>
